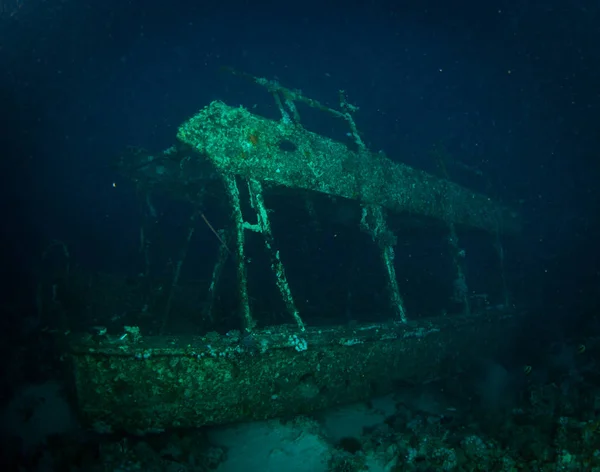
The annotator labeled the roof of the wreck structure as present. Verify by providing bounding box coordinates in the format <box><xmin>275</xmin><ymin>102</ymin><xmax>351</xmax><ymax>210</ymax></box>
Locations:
<box><xmin>164</xmin><ymin>101</ymin><xmax>520</xmax><ymax>235</ymax></box>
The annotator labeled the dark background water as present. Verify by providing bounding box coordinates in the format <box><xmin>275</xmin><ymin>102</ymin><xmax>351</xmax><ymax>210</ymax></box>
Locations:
<box><xmin>1</xmin><ymin>0</ymin><xmax>599</xmax><ymax>333</ymax></box>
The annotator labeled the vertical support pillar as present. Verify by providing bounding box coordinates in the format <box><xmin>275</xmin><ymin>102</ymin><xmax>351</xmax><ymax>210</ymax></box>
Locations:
<box><xmin>447</xmin><ymin>222</ymin><xmax>471</xmax><ymax>315</ymax></box>
<box><xmin>139</xmin><ymin>189</ymin><xmax>159</xmax><ymax>278</ymax></box>
<box><xmin>161</xmin><ymin>214</ymin><xmax>196</xmax><ymax>334</ymax></box>
<box><xmin>246</xmin><ymin>179</ymin><xmax>305</xmax><ymax>331</ymax></box>
<box><xmin>436</xmin><ymin>163</ymin><xmax>470</xmax><ymax>315</ymax></box>
<box><xmin>360</xmin><ymin>205</ymin><xmax>407</xmax><ymax>323</ymax></box>
<box><xmin>222</xmin><ymin>174</ymin><xmax>255</xmax><ymax>332</ymax></box>
<box><xmin>204</xmin><ymin>240</ymin><xmax>230</xmax><ymax>323</ymax></box>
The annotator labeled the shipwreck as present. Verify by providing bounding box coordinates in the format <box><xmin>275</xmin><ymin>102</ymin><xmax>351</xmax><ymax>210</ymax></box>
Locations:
<box><xmin>45</xmin><ymin>71</ymin><xmax>523</xmax><ymax>434</ymax></box>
